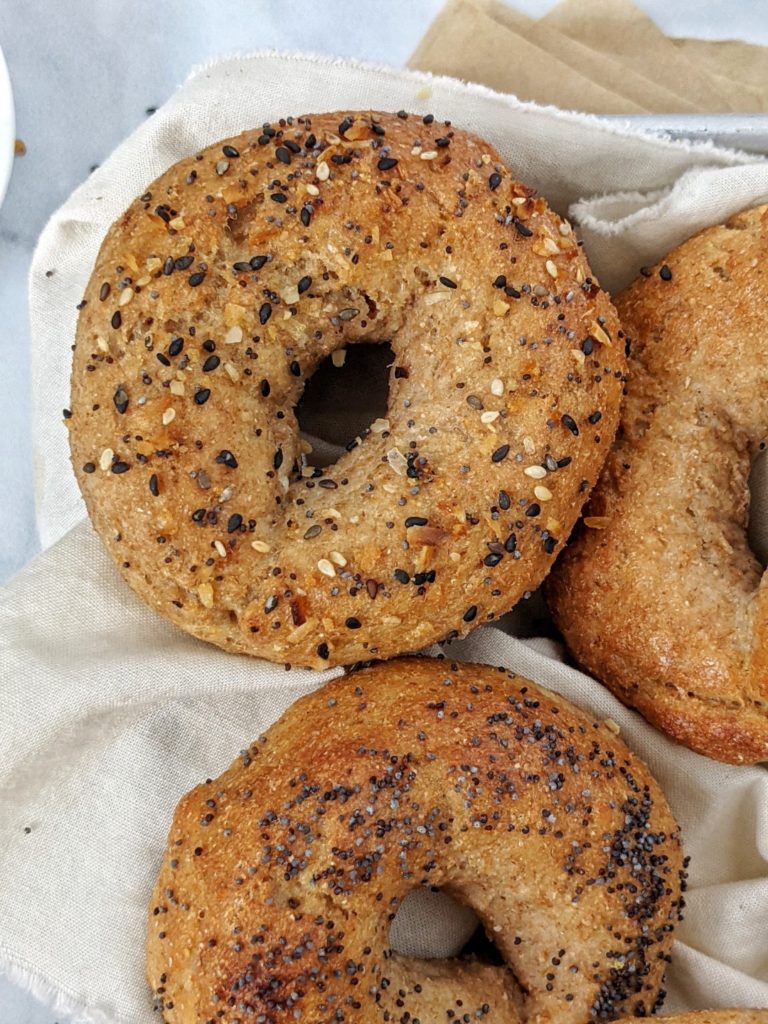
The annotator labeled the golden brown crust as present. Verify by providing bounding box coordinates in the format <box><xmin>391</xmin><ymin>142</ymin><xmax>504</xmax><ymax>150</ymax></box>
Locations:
<box><xmin>146</xmin><ymin>657</ymin><xmax>685</xmax><ymax>1023</ymax></box>
<box><xmin>618</xmin><ymin>1015</ymin><xmax>768</xmax><ymax>1023</ymax></box>
<box><xmin>69</xmin><ymin>110</ymin><xmax>624</xmax><ymax>668</ymax></box>
<box><xmin>547</xmin><ymin>206</ymin><xmax>768</xmax><ymax>765</ymax></box>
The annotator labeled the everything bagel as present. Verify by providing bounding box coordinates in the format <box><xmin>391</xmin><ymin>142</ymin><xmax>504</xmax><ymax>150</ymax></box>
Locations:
<box><xmin>69</xmin><ymin>111</ymin><xmax>625</xmax><ymax>668</ymax></box>
<box><xmin>547</xmin><ymin>207</ymin><xmax>768</xmax><ymax>764</ymax></box>
<box><xmin>147</xmin><ymin>657</ymin><xmax>686</xmax><ymax>1023</ymax></box>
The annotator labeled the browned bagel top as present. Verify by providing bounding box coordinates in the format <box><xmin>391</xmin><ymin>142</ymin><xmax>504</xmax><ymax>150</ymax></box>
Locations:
<box><xmin>548</xmin><ymin>206</ymin><xmax>768</xmax><ymax>764</ymax></box>
<box><xmin>147</xmin><ymin>657</ymin><xmax>685</xmax><ymax>1023</ymax></box>
<box><xmin>70</xmin><ymin>110</ymin><xmax>624</xmax><ymax>668</ymax></box>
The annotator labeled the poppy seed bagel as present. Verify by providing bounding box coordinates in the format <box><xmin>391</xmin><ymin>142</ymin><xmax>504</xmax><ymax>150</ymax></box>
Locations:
<box><xmin>147</xmin><ymin>657</ymin><xmax>686</xmax><ymax>1023</ymax></box>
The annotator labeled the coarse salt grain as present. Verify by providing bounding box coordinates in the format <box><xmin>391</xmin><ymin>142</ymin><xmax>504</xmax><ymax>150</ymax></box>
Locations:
<box><xmin>490</xmin><ymin>378</ymin><xmax>504</xmax><ymax>396</ymax></box>
<box><xmin>197</xmin><ymin>582</ymin><xmax>214</xmax><ymax>608</ymax></box>
<box><xmin>214</xmin><ymin>540</ymin><xmax>227</xmax><ymax>558</ymax></box>
<box><xmin>162</xmin><ymin>408</ymin><xmax>176</xmax><ymax>426</ymax></box>
<box><xmin>224</xmin><ymin>325</ymin><xmax>243</xmax><ymax>345</ymax></box>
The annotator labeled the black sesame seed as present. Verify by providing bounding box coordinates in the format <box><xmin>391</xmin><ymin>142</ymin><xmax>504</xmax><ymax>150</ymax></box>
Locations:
<box><xmin>168</xmin><ymin>337</ymin><xmax>184</xmax><ymax>357</ymax></box>
<box><xmin>377</xmin><ymin>156</ymin><xmax>398</xmax><ymax>172</ymax></box>
<box><xmin>62</xmin><ymin>408</ymin><xmax>72</xmax><ymax>419</ymax></box>
<box><xmin>499</xmin><ymin>490</ymin><xmax>511</xmax><ymax>510</ymax></box>
<box><xmin>345</xmin><ymin>617</ymin><xmax>362</xmax><ymax>629</ymax></box>
<box><xmin>99</xmin><ymin>282</ymin><xmax>110</xmax><ymax>302</ymax></box>
<box><xmin>543</xmin><ymin>536</ymin><xmax>557</xmax><ymax>554</ymax></box>
<box><xmin>188</xmin><ymin>271</ymin><xmax>206</xmax><ymax>287</ymax></box>
<box><xmin>273</xmin><ymin>448</ymin><xmax>283</xmax><ymax>470</ymax></box>
<box><xmin>300</xmin><ymin>205</ymin><xmax>312</xmax><ymax>228</ymax></box>
<box><xmin>463</xmin><ymin>605</ymin><xmax>477</xmax><ymax>622</ymax></box>
<box><xmin>588</xmin><ymin>411</ymin><xmax>602</xmax><ymax>424</ymax></box>
<box><xmin>405</xmin><ymin>516</ymin><xmax>428</xmax><ymax>527</ymax></box>
<box><xmin>659</xmin><ymin>264</ymin><xmax>673</xmax><ymax>281</ymax></box>
<box><xmin>557</xmin><ymin>456</ymin><xmax>572</xmax><ymax>468</ymax></box>
<box><xmin>82</xmin><ymin>462</ymin><xmax>96</xmax><ymax>474</ymax></box>
<box><xmin>203</xmin><ymin>355</ymin><xmax>220</xmax><ymax>373</ymax></box>
<box><xmin>561</xmin><ymin>414</ymin><xmax>579</xmax><ymax>436</ymax></box>
<box><xmin>227</xmin><ymin>513</ymin><xmax>243</xmax><ymax>533</ymax></box>
<box><xmin>489</xmin><ymin>172</ymin><xmax>502</xmax><ymax>190</ymax></box>
<box><xmin>111</xmin><ymin>310</ymin><xmax>122</xmax><ymax>329</ymax></box>
<box><xmin>284</xmin><ymin>139</ymin><xmax>301</xmax><ymax>154</ymax></box>
<box><xmin>270</xmin><ymin>192</ymin><xmax>287</xmax><ymax>204</ymax></box>
<box><xmin>525</xmin><ymin>503</ymin><xmax>541</xmax><ymax>517</ymax></box>
<box><xmin>439</xmin><ymin>276</ymin><xmax>457</xmax><ymax>289</ymax></box>
<box><xmin>289</xmin><ymin>360</ymin><xmax>301</xmax><ymax>377</ymax></box>
<box><xmin>484</xmin><ymin>552</ymin><xmax>503</xmax><ymax>567</ymax></box>
<box><xmin>233</xmin><ymin>261</ymin><xmax>252</xmax><ymax>272</ymax></box>
<box><xmin>194</xmin><ymin>387</ymin><xmax>211</xmax><ymax>405</ymax></box>
<box><xmin>113</xmin><ymin>387</ymin><xmax>129</xmax><ymax>414</ymax></box>
<box><xmin>582</xmin><ymin>336</ymin><xmax>594</xmax><ymax>355</ymax></box>
<box><xmin>298</xmin><ymin>275</ymin><xmax>312</xmax><ymax>294</ymax></box>
<box><xmin>250</xmin><ymin>255</ymin><xmax>269</xmax><ymax>270</ymax></box>
<box><xmin>436</xmin><ymin>137</ymin><xmax>450</xmax><ymax>147</ymax></box>
<box><xmin>371</xmin><ymin>122</ymin><xmax>386</xmax><ymax>136</ymax></box>
<box><xmin>174</xmin><ymin>256</ymin><xmax>194</xmax><ymax>270</ymax></box>
<box><xmin>339</xmin><ymin>307</ymin><xmax>359</xmax><ymax>321</ymax></box>
<box><xmin>149</xmin><ymin>473</ymin><xmax>159</xmax><ymax>496</ymax></box>
<box><xmin>317</xmin><ymin>642</ymin><xmax>329</xmax><ymax>660</ymax></box>
<box><xmin>111</xmin><ymin>461</ymin><xmax>130</xmax><ymax>474</ymax></box>
<box><xmin>260</xmin><ymin>379</ymin><xmax>270</xmax><ymax>397</ymax></box>
<box><xmin>275</xmin><ymin>146</ymin><xmax>291</xmax><ymax>165</ymax></box>
<box><xmin>493</xmin><ymin>275</ymin><xmax>506</xmax><ymax>289</ymax></box>
<box><xmin>504</xmin><ymin>532</ymin><xmax>517</xmax><ymax>552</ymax></box>
<box><xmin>338</xmin><ymin>117</ymin><xmax>353</xmax><ymax>136</ymax></box>
<box><xmin>423</xmin><ymin>114</ymin><xmax>434</xmax><ymax>124</ymax></box>
<box><xmin>259</xmin><ymin>303</ymin><xmax>272</xmax><ymax>325</ymax></box>
<box><xmin>491</xmin><ymin>445</ymin><xmax>510</xmax><ymax>463</ymax></box>
<box><xmin>156</xmin><ymin>352</ymin><xmax>171</xmax><ymax>367</ymax></box>
<box><xmin>222</xmin><ymin>144</ymin><xmax>240</xmax><ymax>159</ymax></box>
<box><xmin>216</xmin><ymin>449</ymin><xmax>238</xmax><ymax>469</ymax></box>
<box><xmin>513</xmin><ymin>218</ymin><xmax>533</xmax><ymax>237</ymax></box>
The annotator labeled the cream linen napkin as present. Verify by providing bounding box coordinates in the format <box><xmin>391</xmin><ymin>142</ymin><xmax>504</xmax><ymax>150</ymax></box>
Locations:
<box><xmin>7</xmin><ymin>50</ymin><xmax>768</xmax><ymax>1023</ymax></box>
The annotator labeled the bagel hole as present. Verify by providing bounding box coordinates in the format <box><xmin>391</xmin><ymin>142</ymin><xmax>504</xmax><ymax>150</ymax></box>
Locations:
<box><xmin>749</xmin><ymin>445</ymin><xmax>768</xmax><ymax>569</ymax></box>
<box><xmin>295</xmin><ymin>342</ymin><xmax>393</xmax><ymax>469</ymax></box>
<box><xmin>388</xmin><ymin>887</ymin><xmax>503</xmax><ymax>965</ymax></box>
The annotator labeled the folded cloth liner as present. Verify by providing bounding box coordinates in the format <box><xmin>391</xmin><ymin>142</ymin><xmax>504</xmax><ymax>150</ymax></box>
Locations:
<box><xmin>4</xmin><ymin>50</ymin><xmax>767</xmax><ymax>1024</ymax></box>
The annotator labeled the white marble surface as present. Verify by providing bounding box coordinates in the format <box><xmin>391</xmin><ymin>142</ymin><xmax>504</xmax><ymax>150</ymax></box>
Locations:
<box><xmin>1</xmin><ymin>0</ymin><xmax>766</xmax><ymax>1020</ymax></box>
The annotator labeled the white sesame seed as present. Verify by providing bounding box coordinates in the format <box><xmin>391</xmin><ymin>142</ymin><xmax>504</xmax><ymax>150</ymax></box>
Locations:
<box><xmin>316</xmin><ymin>161</ymin><xmax>330</xmax><ymax>181</ymax></box>
<box><xmin>523</xmin><ymin>436</ymin><xmax>535</xmax><ymax>455</ymax></box>
<box><xmin>251</xmin><ymin>539</ymin><xmax>270</xmax><ymax>553</ymax></box>
<box><xmin>480</xmin><ymin>410</ymin><xmax>499</xmax><ymax>424</ymax></box>
<box><xmin>534</xmin><ymin>485</ymin><xmax>553</xmax><ymax>501</ymax></box>
<box><xmin>559</xmin><ymin>219</ymin><xmax>572</xmax><ymax>236</ymax></box>
<box><xmin>545</xmin><ymin>261</ymin><xmax>558</xmax><ymax>279</ymax></box>
<box><xmin>306</xmin><ymin>183</ymin><xmax>320</xmax><ymax>197</ymax></box>
<box><xmin>317</xmin><ymin>558</ymin><xmax>335</xmax><ymax>577</ymax></box>
<box><xmin>99</xmin><ymin>447</ymin><xmax>113</xmax><ymax>471</ymax></box>
<box><xmin>224</xmin><ymin>325</ymin><xmax>243</xmax><ymax>345</ymax></box>
<box><xmin>162</xmin><ymin>408</ymin><xmax>176</xmax><ymax>426</ymax></box>
<box><xmin>331</xmin><ymin>348</ymin><xmax>346</xmax><ymax>368</ymax></box>
<box><xmin>224</xmin><ymin>362</ymin><xmax>240</xmax><ymax>382</ymax></box>
<box><xmin>214</xmin><ymin>540</ymin><xmax>227</xmax><ymax>558</ymax></box>
<box><xmin>490</xmin><ymin>378</ymin><xmax>504</xmax><ymax>396</ymax></box>
<box><xmin>329</xmin><ymin>551</ymin><xmax>347</xmax><ymax>567</ymax></box>
<box><xmin>420</xmin><ymin>150</ymin><xmax>438</xmax><ymax>160</ymax></box>
<box><xmin>524</xmin><ymin>465</ymin><xmax>547</xmax><ymax>479</ymax></box>
<box><xmin>118</xmin><ymin>287</ymin><xmax>134</xmax><ymax>306</ymax></box>
<box><xmin>197</xmin><ymin>582</ymin><xmax>214</xmax><ymax>608</ymax></box>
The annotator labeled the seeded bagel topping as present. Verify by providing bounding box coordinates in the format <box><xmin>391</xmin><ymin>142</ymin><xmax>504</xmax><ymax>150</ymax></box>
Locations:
<box><xmin>69</xmin><ymin>110</ymin><xmax>625</xmax><ymax>667</ymax></box>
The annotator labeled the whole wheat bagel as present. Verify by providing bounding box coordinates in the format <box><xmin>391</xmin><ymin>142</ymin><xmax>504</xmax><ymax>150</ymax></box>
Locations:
<box><xmin>547</xmin><ymin>206</ymin><xmax>768</xmax><ymax>764</ymax></box>
<box><xmin>69</xmin><ymin>110</ymin><xmax>624</xmax><ymax>668</ymax></box>
<box><xmin>147</xmin><ymin>657</ymin><xmax>685</xmax><ymax>1023</ymax></box>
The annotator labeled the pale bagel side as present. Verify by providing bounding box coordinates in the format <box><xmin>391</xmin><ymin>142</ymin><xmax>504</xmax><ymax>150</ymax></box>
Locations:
<box><xmin>69</xmin><ymin>111</ymin><xmax>624</xmax><ymax>668</ymax></box>
<box><xmin>548</xmin><ymin>207</ymin><xmax>768</xmax><ymax>764</ymax></box>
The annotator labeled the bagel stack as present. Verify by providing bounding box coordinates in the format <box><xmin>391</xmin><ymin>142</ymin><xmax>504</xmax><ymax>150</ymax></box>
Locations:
<box><xmin>69</xmin><ymin>110</ymin><xmax>625</xmax><ymax>667</ymax></box>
